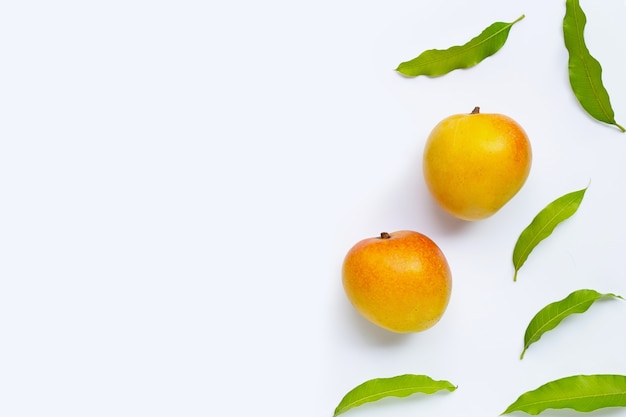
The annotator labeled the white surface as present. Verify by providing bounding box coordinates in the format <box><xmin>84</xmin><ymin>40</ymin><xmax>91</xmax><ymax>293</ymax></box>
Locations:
<box><xmin>1</xmin><ymin>1</ymin><xmax>626</xmax><ymax>416</ymax></box>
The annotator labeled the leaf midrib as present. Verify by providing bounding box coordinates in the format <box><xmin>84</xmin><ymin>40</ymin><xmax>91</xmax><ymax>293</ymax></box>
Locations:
<box><xmin>339</xmin><ymin>385</ymin><xmax>443</xmax><ymax>412</ymax></box>
<box><xmin>514</xmin><ymin>195</ymin><xmax>579</xmax><ymax>271</ymax></box>
<box><xmin>517</xmin><ymin>389</ymin><xmax>626</xmax><ymax>409</ymax></box>
<box><xmin>569</xmin><ymin>0</ymin><xmax>613</xmax><ymax>123</ymax></box>
<box><xmin>405</xmin><ymin>15</ymin><xmax>523</xmax><ymax>68</ymax></box>
<box><xmin>525</xmin><ymin>296</ymin><xmax>595</xmax><ymax>349</ymax></box>
<box><xmin>421</xmin><ymin>22</ymin><xmax>512</xmax><ymax>65</ymax></box>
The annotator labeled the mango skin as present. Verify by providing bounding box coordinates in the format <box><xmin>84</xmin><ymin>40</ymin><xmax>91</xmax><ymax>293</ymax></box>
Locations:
<box><xmin>423</xmin><ymin>111</ymin><xmax>532</xmax><ymax>221</ymax></box>
<box><xmin>342</xmin><ymin>231</ymin><xmax>452</xmax><ymax>333</ymax></box>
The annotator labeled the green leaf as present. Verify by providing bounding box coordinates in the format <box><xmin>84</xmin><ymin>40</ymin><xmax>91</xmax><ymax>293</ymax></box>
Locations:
<box><xmin>520</xmin><ymin>289</ymin><xmax>624</xmax><ymax>359</ymax></box>
<box><xmin>396</xmin><ymin>15</ymin><xmax>524</xmax><ymax>77</ymax></box>
<box><xmin>333</xmin><ymin>374</ymin><xmax>456</xmax><ymax>417</ymax></box>
<box><xmin>512</xmin><ymin>186</ymin><xmax>587</xmax><ymax>282</ymax></box>
<box><xmin>502</xmin><ymin>374</ymin><xmax>626</xmax><ymax>415</ymax></box>
<box><xmin>563</xmin><ymin>0</ymin><xmax>625</xmax><ymax>132</ymax></box>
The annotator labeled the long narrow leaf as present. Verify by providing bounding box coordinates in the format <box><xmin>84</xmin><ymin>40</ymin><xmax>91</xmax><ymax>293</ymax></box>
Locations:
<box><xmin>396</xmin><ymin>15</ymin><xmax>524</xmax><ymax>77</ymax></box>
<box><xmin>563</xmin><ymin>0</ymin><xmax>624</xmax><ymax>132</ymax></box>
<box><xmin>512</xmin><ymin>186</ymin><xmax>587</xmax><ymax>281</ymax></box>
<box><xmin>502</xmin><ymin>374</ymin><xmax>626</xmax><ymax>415</ymax></box>
<box><xmin>520</xmin><ymin>289</ymin><xmax>624</xmax><ymax>359</ymax></box>
<box><xmin>333</xmin><ymin>374</ymin><xmax>456</xmax><ymax>417</ymax></box>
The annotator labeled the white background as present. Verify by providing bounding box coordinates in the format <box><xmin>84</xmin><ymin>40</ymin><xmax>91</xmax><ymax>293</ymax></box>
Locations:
<box><xmin>1</xmin><ymin>1</ymin><xmax>626</xmax><ymax>416</ymax></box>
